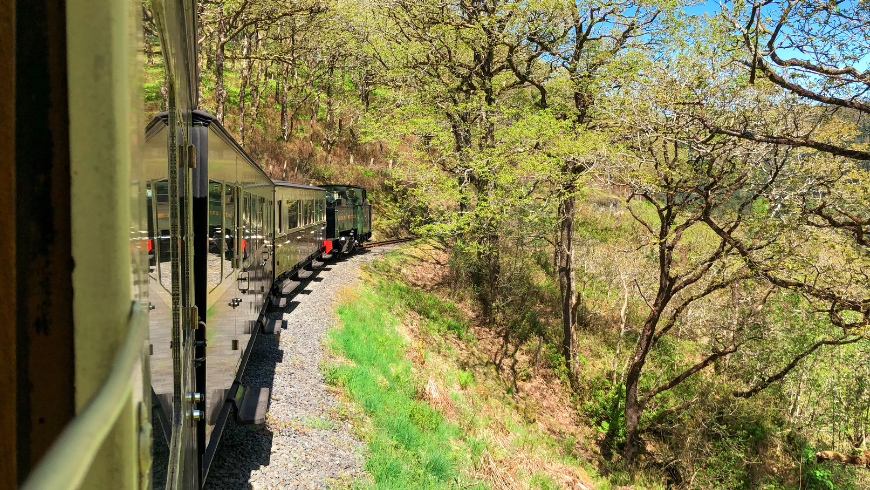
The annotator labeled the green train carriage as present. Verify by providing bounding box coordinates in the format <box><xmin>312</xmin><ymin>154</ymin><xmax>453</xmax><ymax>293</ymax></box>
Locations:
<box><xmin>322</xmin><ymin>185</ymin><xmax>372</xmax><ymax>254</ymax></box>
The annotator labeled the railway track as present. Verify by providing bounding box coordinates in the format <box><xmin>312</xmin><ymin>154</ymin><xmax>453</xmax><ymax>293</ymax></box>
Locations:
<box><xmin>363</xmin><ymin>236</ymin><xmax>417</xmax><ymax>248</ymax></box>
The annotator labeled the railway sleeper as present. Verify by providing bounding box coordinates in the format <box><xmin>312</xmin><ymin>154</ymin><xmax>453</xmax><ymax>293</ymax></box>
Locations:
<box><xmin>271</xmin><ymin>297</ymin><xmax>289</xmax><ymax>310</ymax></box>
<box><xmin>280</xmin><ymin>278</ymin><xmax>301</xmax><ymax>295</ymax></box>
<box><xmin>262</xmin><ymin>319</ymin><xmax>286</xmax><ymax>334</ymax></box>
<box><xmin>297</xmin><ymin>269</ymin><xmax>314</xmax><ymax>280</ymax></box>
<box><xmin>229</xmin><ymin>384</ymin><xmax>271</xmax><ymax>426</ymax></box>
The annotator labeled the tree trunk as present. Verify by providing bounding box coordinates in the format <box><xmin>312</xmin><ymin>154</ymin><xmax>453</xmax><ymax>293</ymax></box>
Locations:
<box><xmin>160</xmin><ymin>82</ymin><xmax>168</xmax><ymax>111</ymax></box>
<box><xmin>196</xmin><ymin>52</ymin><xmax>203</xmax><ymax>108</ymax></box>
<box><xmin>214</xmin><ymin>13</ymin><xmax>227</xmax><ymax>124</ymax></box>
<box><xmin>280</xmin><ymin>65</ymin><xmax>290</xmax><ymax>141</ymax></box>
<box><xmin>238</xmin><ymin>33</ymin><xmax>252</xmax><ymax>146</ymax></box>
<box><xmin>558</xmin><ymin>193</ymin><xmax>577</xmax><ymax>381</ymax></box>
<box><xmin>273</xmin><ymin>66</ymin><xmax>280</xmax><ymax>103</ymax></box>
<box><xmin>250</xmin><ymin>50</ymin><xmax>265</xmax><ymax>131</ymax></box>
<box><xmin>145</xmin><ymin>33</ymin><xmax>153</xmax><ymax>66</ymax></box>
<box><xmin>623</xmin><ymin>304</ymin><xmax>666</xmax><ymax>463</ymax></box>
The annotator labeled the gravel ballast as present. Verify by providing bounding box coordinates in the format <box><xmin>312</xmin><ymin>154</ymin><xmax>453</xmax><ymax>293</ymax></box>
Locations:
<box><xmin>201</xmin><ymin>246</ymin><xmax>396</xmax><ymax>490</ymax></box>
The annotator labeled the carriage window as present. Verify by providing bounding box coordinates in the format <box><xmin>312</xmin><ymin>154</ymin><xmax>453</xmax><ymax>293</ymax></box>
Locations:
<box><xmin>314</xmin><ymin>199</ymin><xmax>322</xmax><ymax>222</ymax></box>
<box><xmin>254</xmin><ymin>197</ymin><xmax>262</xmax><ymax>250</ymax></box>
<box><xmin>208</xmin><ymin>181</ymin><xmax>223</xmax><ymax>291</ymax></box>
<box><xmin>251</xmin><ymin>196</ymin><xmax>258</xmax><ymax>252</ymax></box>
<box><xmin>267</xmin><ymin>200</ymin><xmax>272</xmax><ymax>239</ymax></box>
<box><xmin>153</xmin><ymin>180</ymin><xmax>171</xmax><ymax>290</ymax></box>
<box><xmin>243</xmin><ymin>193</ymin><xmax>251</xmax><ymax>261</ymax></box>
<box><xmin>287</xmin><ymin>200</ymin><xmax>298</xmax><ymax>229</ymax></box>
<box><xmin>277</xmin><ymin>200</ymin><xmax>282</xmax><ymax>232</ymax></box>
<box><xmin>257</xmin><ymin>197</ymin><xmax>264</xmax><ymax>248</ymax></box>
<box><xmin>303</xmin><ymin>200</ymin><xmax>312</xmax><ymax>226</ymax></box>
<box><xmin>224</xmin><ymin>185</ymin><xmax>235</xmax><ymax>277</ymax></box>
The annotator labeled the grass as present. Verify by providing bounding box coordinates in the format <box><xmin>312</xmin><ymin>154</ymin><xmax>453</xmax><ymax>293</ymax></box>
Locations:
<box><xmin>326</xmin><ymin>285</ymin><xmax>485</xmax><ymax>489</ymax></box>
<box><xmin>324</xmin><ymin>247</ymin><xmax>620</xmax><ymax>490</ymax></box>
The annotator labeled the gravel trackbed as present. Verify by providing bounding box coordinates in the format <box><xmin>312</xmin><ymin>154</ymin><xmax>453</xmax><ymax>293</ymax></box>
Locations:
<box><xmin>201</xmin><ymin>246</ymin><xmax>397</xmax><ymax>489</ymax></box>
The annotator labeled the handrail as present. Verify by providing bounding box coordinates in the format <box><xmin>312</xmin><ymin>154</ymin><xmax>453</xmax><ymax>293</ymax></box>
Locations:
<box><xmin>21</xmin><ymin>302</ymin><xmax>148</xmax><ymax>490</ymax></box>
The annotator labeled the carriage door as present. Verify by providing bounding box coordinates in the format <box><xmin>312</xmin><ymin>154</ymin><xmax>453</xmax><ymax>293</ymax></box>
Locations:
<box><xmin>164</xmin><ymin>119</ymin><xmax>199</xmax><ymax>490</ymax></box>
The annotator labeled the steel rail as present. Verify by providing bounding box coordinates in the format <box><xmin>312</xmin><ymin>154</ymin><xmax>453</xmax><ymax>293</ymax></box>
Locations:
<box><xmin>21</xmin><ymin>303</ymin><xmax>148</xmax><ymax>490</ymax></box>
<box><xmin>363</xmin><ymin>237</ymin><xmax>417</xmax><ymax>248</ymax></box>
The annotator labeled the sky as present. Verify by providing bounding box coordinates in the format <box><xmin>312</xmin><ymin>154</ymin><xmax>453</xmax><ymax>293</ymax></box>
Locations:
<box><xmin>679</xmin><ymin>0</ymin><xmax>869</xmax><ymax>72</ymax></box>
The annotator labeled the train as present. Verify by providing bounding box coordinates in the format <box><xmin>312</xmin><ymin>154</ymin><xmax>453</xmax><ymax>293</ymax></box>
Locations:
<box><xmin>145</xmin><ymin>110</ymin><xmax>371</xmax><ymax>487</ymax></box>
<box><xmin>3</xmin><ymin>1</ymin><xmax>371</xmax><ymax>489</ymax></box>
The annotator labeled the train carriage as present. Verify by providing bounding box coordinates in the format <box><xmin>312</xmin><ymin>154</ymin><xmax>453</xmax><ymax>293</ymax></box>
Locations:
<box><xmin>145</xmin><ymin>109</ymin><xmax>278</xmax><ymax>484</ymax></box>
<box><xmin>273</xmin><ymin>182</ymin><xmax>327</xmax><ymax>281</ymax></box>
<box><xmin>323</xmin><ymin>185</ymin><xmax>372</xmax><ymax>254</ymax></box>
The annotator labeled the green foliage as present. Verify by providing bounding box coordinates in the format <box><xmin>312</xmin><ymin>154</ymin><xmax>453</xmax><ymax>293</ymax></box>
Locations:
<box><xmin>366</xmin><ymin>263</ymin><xmax>472</xmax><ymax>340</ymax></box>
<box><xmin>457</xmin><ymin>370</ymin><xmax>473</xmax><ymax>389</ymax></box>
<box><xmin>583</xmin><ymin>382</ymin><xmax>626</xmax><ymax>446</ymax></box>
<box><xmin>329</xmin><ymin>289</ymin><xmax>469</xmax><ymax>489</ymax></box>
<box><xmin>529</xmin><ymin>472</ymin><xmax>560</xmax><ymax>490</ymax></box>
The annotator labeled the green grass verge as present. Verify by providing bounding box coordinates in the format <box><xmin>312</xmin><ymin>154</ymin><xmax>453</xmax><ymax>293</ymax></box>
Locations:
<box><xmin>326</xmin><ymin>284</ymin><xmax>486</xmax><ymax>490</ymax></box>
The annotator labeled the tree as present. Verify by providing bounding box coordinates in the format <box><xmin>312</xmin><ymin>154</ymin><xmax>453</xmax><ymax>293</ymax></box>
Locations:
<box><xmin>375</xmin><ymin>0</ymin><xmax>541</xmax><ymax>318</ymax></box>
<box><xmin>608</xmin><ymin>49</ymin><xmax>870</xmax><ymax>462</ymax></box>
<box><xmin>514</xmin><ymin>0</ymin><xmax>672</xmax><ymax>385</ymax></box>
<box><xmin>199</xmin><ymin>0</ymin><xmax>324</xmax><ymax>124</ymax></box>
<box><xmin>714</xmin><ymin>0</ymin><xmax>869</xmax><ymax>162</ymax></box>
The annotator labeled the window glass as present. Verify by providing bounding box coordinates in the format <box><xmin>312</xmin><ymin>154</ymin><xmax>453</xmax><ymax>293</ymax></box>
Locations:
<box><xmin>266</xmin><ymin>200</ymin><xmax>271</xmax><ymax>241</ymax></box>
<box><xmin>306</xmin><ymin>199</ymin><xmax>314</xmax><ymax>226</ymax></box>
<box><xmin>243</xmin><ymin>193</ymin><xmax>251</xmax><ymax>261</ymax></box>
<box><xmin>277</xmin><ymin>200</ymin><xmax>282</xmax><ymax>233</ymax></box>
<box><xmin>257</xmin><ymin>197</ymin><xmax>264</xmax><ymax>249</ymax></box>
<box><xmin>287</xmin><ymin>200</ymin><xmax>298</xmax><ymax>229</ymax></box>
<box><xmin>314</xmin><ymin>199</ymin><xmax>321</xmax><ymax>222</ymax></box>
<box><xmin>224</xmin><ymin>185</ymin><xmax>235</xmax><ymax>277</ymax></box>
<box><xmin>153</xmin><ymin>180</ymin><xmax>171</xmax><ymax>290</ymax></box>
<box><xmin>207</xmin><ymin>181</ymin><xmax>223</xmax><ymax>291</ymax></box>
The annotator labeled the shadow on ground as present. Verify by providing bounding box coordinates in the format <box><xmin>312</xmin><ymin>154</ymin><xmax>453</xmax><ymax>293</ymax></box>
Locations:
<box><xmin>149</xmin><ymin>252</ymin><xmax>363</xmax><ymax>489</ymax></box>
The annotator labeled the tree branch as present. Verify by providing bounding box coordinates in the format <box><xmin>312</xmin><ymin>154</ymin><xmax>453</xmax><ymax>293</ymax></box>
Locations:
<box><xmin>733</xmin><ymin>336</ymin><xmax>863</xmax><ymax>398</ymax></box>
